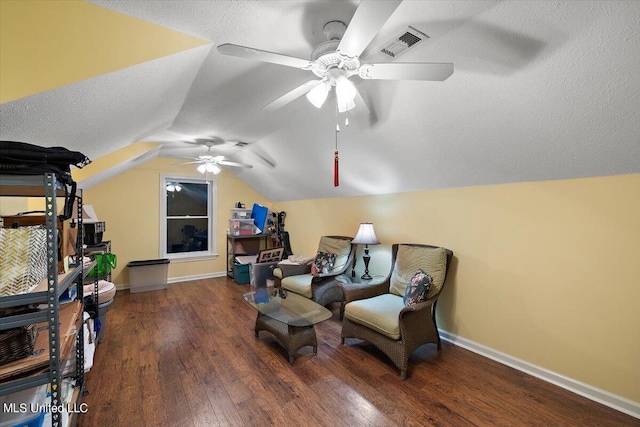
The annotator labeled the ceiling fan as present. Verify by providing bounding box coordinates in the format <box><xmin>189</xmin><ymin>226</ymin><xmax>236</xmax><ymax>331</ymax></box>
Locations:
<box><xmin>217</xmin><ymin>0</ymin><xmax>453</xmax><ymax>113</ymax></box>
<box><xmin>173</xmin><ymin>139</ymin><xmax>253</xmax><ymax>174</ymax></box>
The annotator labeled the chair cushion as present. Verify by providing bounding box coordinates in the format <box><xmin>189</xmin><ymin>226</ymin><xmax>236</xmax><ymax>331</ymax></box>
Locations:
<box><xmin>390</xmin><ymin>246</ymin><xmax>447</xmax><ymax>299</ymax></box>
<box><xmin>344</xmin><ymin>294</ymin><xmax>405</xmax><ymax>340</ymax></box>
<box><xmin>403</xmin><ymin>270</ymin><xmax>433</xmax><ymax>306</ymax></box>
<box><xmin>273</xmin><ymin>267</ymin><xmax>283</xmax><ymax>279</ymax></box>
<box><xmin>281</xmin><ymin>274</ymin><xmax>313</xmax><ymax>298</ymax></box>
<box><xmin>311</xmin><ymin>251</ymin><xmax>336</xmax><ymax>276</ymax></box>
<box><xmin>318</xmin><ymin>237</ymin><xmax>352</xmax><ymax>273</ymax></box>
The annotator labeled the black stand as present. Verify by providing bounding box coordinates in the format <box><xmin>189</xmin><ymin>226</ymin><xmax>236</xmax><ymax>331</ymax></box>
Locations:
<box><xmin>361</xmin><ymin>244</ymin><xmax>372</xmax><ymax>280</ymax></box>
<box><xmin>351</xmin><ymin>254</ymin><xmax>357</xmax><ymax>277</ymax></box>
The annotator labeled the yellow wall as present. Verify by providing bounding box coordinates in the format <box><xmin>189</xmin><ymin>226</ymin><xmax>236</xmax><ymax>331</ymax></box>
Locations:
<box><xmin>275</xmin><ymin>174</ymin><xmax>640</xmax><ymax>403</ymax></box>
<box><xmin>0</xmin><ymin>197</ymin><xmax>27</xmax><ymax>217</ymax></box>
<box><xmin>81</xmin><ymin>156</ymin><xmax>270</xmax><ymax>285</ymax></box>
<box><xmin>0</xmin><ymin>1</ymin><xmax>210</xmax><ymax>103</ymax></box>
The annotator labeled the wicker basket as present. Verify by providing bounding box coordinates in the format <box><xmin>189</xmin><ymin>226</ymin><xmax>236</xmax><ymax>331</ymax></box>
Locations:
<box><xmin>0</xmin><ymin>324</ymin><xmax>38</xmax><ymax>366</ymax></box>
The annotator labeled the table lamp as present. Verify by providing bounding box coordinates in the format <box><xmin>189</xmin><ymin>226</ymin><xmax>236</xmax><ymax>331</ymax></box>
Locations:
<box><xmin>351</xmin><ymin>223</ymin><xmax>380</xmax><ymax>280</ymax></box>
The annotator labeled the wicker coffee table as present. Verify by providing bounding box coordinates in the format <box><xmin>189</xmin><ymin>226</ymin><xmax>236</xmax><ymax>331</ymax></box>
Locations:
<box><xmin>243</xmin><ymin>286</ymin><xmax>332</xmax><ymax>364</ymax></box>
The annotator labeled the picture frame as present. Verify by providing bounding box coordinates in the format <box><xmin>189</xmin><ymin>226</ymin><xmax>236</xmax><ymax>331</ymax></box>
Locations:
<box><xmin>256</xmin><ymin>247</ymin><xmax>285</xmax><ymax>263</ymax></box>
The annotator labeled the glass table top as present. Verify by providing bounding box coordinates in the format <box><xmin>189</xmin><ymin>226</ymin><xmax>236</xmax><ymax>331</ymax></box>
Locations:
<box><xmin>243</xmin><ymin>286</ymin><xmax>332</xmax><ymax>327</ymax></box>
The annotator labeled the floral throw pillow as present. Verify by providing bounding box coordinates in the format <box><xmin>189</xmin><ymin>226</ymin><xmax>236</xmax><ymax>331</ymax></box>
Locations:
<box><xmin>403</xmin><ymin>269</ymin><xmax>434</xmax><ymax>306</ymax></box>
<box><xmin>311</xmin><ymin>251</ymin><xmax>336</xmax><ymax>277</ymax></box>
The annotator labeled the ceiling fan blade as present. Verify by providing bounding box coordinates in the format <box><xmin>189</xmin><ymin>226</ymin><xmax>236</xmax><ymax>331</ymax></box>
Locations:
<box><xmin>164</xmin><ymin>154</ymin><xmax>200</xmax><ymax>161</ymax></box>
<box><xmin>217</xmin><ymin>160</ymin><xmax>253</xmax><ymax>169</ymax></box>
<box><xmin>359</xmin><ymin>62</ymin><xmax>454</xmax><ymax>81</ymax></box>
<box><xmin>351</xmin><ymin>86</ymin><xmax>370</xmax><ymax>117</ymax></box>
<box><xmin>262</xmin><ymin>80</ymin><xmax>323</xmax><ymax>111</ymax></box>
<box><xmin>217</xmin><ymin>43</ymin><xmax>313</xmax><ymax>69</ymax></box>
<box><xmin>337</xmin><ymin>0</ymin><xmax>402</xmax><ymax>59</ymax></box>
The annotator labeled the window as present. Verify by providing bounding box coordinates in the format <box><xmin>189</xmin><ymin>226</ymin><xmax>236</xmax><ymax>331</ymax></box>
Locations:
<box><xmin>160</xmin><ymin>175</ymin><xmax>217</xmax><ymax>260</ymax></box>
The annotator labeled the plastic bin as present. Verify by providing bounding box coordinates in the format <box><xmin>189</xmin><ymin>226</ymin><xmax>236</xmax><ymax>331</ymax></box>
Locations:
<box><xmin>127</xmin><ymin>259</ymin><xmax>170</xmax><ymax>293</ymax></box>
<box><xmin>229</xmin><ymin>219</ymin><xmax>258</xmax><ymax>236</ymax></box>
<box><xmin>96</xmin><ymin>298</ymin><xmax>113</xmax><ymax>342</ymax></box>
<box><xmin>233</xmin><ymin>262</ymin><xmax>250</xmax><ymax>284</ymax></box>
<box><xmin>250</xmin><ymin>262</ymin><xmax>278</xmax><ymax>287</ymax></box>
<box><xmin>230</xmin><ymin>208</ymin><xmax>252</xmax><ymax>219</ymax></box>
<box><xmin>0</xmin><ymin>384</ymin><xmax>47</xmax><ymax>427</ymax></box>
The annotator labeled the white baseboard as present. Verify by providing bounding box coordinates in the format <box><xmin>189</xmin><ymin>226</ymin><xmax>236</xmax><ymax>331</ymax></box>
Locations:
<box><xmin>439</xmin><ymin>330</ymin><xmax>640</xmax><ymax>419</ymax></box>
<box><xmin>116</xmin><ymin>271</ymin><xmax>227</xmax><ymax>290</ymax></box>
<box><xmin>167</xmin><ymin>271</ymin><xmax>227</xmax><ymax>284</ymax></box>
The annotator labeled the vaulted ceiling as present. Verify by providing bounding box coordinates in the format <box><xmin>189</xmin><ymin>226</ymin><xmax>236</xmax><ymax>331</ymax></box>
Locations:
<box><xmin>1</xmin><ymin>1</ymin><xmax>638</xmax><ymax>201</ymax></box>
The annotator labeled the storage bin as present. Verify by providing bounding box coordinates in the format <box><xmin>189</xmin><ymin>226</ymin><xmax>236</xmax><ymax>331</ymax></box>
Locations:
<box><xmin>230</xmin><ymin>208</ymin><xmax>252</xmax><ymax>219</ymax></box>
<box><xmin>229</xmin><ymin>219</ymin><xmax>257</xmax><ymax>236</ymax></box>
<box><xmin>0</xmin><ymin>384</ymin><xmax>47</xmax><ymax>427</ymax></box>
<box><xmin>96</xmin><ymin>298</ymin><xmax>113</xmax><ymax>342</ymax></box>
<box><xmin>127</xmin><ymin>259</ymin><xmax>170</xmax><ymax>293</ymax></box>
<box><xmin>250</xmin><ymin>262</ymin><xmax>278</xmax><ymax>288</ymax></box>
<box><xmin>83</xmin><ymin>280</ymin><xmax>116</xmax><ymax>302</ymax></box>
<box><xmin>233</xmin><ymin>262</ymin><xmax>250</xmax><ymax>284</ymax></box>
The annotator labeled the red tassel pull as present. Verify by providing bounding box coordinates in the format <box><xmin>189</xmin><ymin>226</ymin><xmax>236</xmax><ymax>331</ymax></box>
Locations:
<box><xmin>334</xmin><ymin>150</ymin><xmax>339</xmax><ymax>187</ymax></box>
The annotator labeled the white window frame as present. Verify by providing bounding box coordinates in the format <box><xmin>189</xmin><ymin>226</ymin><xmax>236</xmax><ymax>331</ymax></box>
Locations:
<box><xmin>160</xmin><ymin>174</ymin><xmax>218</xmax><ymax>262</ymax></box>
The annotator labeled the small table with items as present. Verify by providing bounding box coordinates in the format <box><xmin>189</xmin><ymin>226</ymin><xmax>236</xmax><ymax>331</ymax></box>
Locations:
<box><xmin>243</xmin><ymin>286</ymin><xmax>332</xmax><ymax>364</ymax></box>
<box><xmin>335</xmin><ymin>274</ymin><xmax>387</xmax><ymax>319</ymax></box>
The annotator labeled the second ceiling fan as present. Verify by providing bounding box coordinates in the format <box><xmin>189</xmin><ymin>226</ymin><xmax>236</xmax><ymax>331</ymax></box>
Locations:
<box><xmin>173</xmin><ymin>139</ymin><xmax>253</xmax><ymax>174</ymax></box>
<box><xmin>217</xmin><ymin>0</ymin><xmax>453</xmax><ymax>113</ymax></box>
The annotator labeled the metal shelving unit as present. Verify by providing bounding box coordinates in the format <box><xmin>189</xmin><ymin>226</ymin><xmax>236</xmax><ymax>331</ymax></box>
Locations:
<box><xmin>226</xmin><ymin>233</ymin><xmax>270</xmax><ymax>281</ymax></box>
<box><xmin>0</xmin><ymin>173</ymin><xmax>86</xmax><ymax>426</ymax></box>
<box><xmin>83</xmin><ymin>240</ymin><xmax>112</xmax><ymax>316</ymax></box>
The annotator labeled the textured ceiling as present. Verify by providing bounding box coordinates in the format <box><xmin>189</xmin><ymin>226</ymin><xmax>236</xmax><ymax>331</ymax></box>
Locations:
<box><xmin>1</xmin><ymin>1</ymin><xmax>638</xmax><ymax>201</ymax></box>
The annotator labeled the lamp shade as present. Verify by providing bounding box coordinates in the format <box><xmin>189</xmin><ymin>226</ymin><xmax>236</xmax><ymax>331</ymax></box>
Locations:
<box><xmin>335</xmin><ymin>76</ymin><xmax>357</xmax><ymax>112</ymax></box>
<box><xmin>198</xmin><ymin>161</ymin><xmax>221</xmax><ymax>174</ymax></box>
<box><xmin>351</xmin><ymin>223</ymin><xmax>380</xmax><ymax>245</ymax></box>
<box><xmin>306</xmin><ymin>81</ymin><xmax>330</xmax><ymax>108</ymax></box>
<box><xmin>64</xmin><ymin>202</ymin><xmax>99</xmax><ymax>223</ymax></box>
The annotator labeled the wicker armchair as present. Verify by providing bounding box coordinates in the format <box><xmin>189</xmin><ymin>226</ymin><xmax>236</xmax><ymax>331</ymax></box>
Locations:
<box><xmin>340</xmin><ymin>243</ymin><xmax>453</xmax><ymax>380</ymax></box>
<box><xmin>273</xmin><ymin>236</ymin><xmax>356</xmax><ymax>307</ymax></box>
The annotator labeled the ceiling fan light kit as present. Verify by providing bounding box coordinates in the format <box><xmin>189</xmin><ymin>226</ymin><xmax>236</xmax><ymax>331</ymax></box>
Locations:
<box><xmin>217</xmin><ymin>0</ymin><xmax>453</xmax><ymax>112</ymax></box>
<box><xmin>197</xmin><ymin>161</ymin><xmax>221</xmax><ymax>175</ymax></box>
<box><xmin>166</xmin><ymin>182</ymin><xmax>182</xmax><ymax>192</ymax></box>
<box><xmin>335</xmin><ymin>76</ymin><xmax>357</xmax><ymax>112</ymax></box>
<box><xmin>216</xmin><ymin>0</ymin><xmax>453</xmax><ymax>184</ymax></box>
<box><xmin>306</xmin><ymin>81</ymin><xmax>331</xmax><ymax>108</ymax></box>
<box><xmin>172</xmin><ymin>138</ymin><xmax>253</xmax><ymax>174</ymax></box>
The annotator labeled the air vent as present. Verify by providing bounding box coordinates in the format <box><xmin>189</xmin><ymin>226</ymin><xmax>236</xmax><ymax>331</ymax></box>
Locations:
<box><xmin>380</xmin><ymin>26</ymin><xmax>428</xmax><ymax>59</ymax></box>
<box><xmin>234</xmin><ymin>141</ymin><xmax>249</xmax><ymax>148</ymax></box>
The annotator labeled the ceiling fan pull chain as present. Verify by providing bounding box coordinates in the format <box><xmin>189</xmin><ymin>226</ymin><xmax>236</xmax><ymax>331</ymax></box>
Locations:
<box><xmin>334</xmin><ymin>149</ymin><xmax>339</xmax><ymax>187</ymax></box>
<box><xmin>334</xmin><ymin>104</ymin><xmax>340</xmax><ymax>187</ymax></box>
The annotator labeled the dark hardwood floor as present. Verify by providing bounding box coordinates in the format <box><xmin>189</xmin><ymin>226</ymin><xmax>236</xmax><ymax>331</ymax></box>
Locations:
<box><xmin>78</xmin><ymin>277</ymin><xmax>637</xmax><ymax>426</ymax></box>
